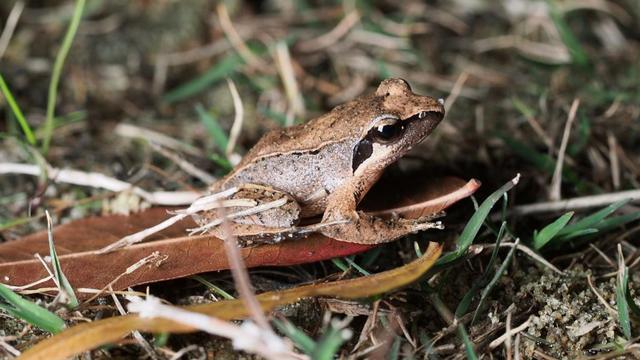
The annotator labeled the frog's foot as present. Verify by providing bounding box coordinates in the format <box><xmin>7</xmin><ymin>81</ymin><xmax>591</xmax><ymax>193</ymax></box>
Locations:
<box><xmin>319</xmin><ymin>211</ymin><xmax>444</xmax><ymax>244</ymax></box>
<box><xmin>209</xmin><ymin>219</ymin><xmax>349</xmax><ymax>246</ymax></box>
<box><xmin>191</xmin><ymin>184</ymin><xmax>301</xmax><ymax>236</ymax></box>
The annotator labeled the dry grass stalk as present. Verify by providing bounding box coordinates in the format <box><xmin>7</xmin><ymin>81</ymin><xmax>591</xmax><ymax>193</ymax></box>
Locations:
<box><xmin>549</xmin><ymin>98</ymin><xmax>580</xmax><ymax>201</ymax></box>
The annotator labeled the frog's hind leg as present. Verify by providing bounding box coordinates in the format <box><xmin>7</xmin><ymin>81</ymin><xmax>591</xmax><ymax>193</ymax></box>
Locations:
<box><xmin>191</xmin><ymin>184</ymin><xmax>303</xmax><ymax>245</ymax></box>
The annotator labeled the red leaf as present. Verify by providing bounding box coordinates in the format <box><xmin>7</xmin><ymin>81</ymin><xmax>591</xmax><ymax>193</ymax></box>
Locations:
<box><xmin>0</xmin><ymin>177</ymin><xmax>479</xmax><ymax>295</ymax></box>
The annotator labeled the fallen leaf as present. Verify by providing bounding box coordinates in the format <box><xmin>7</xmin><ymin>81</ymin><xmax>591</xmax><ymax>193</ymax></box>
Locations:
<box><xmin>19</xmin><ymin>242</ymin><xmax>442</xmax><ymax>360</ymax></box>
<box><xmin>0</xmin><ymin>177</ymin><xmax>479</xmax><ymax>294</ymax></box>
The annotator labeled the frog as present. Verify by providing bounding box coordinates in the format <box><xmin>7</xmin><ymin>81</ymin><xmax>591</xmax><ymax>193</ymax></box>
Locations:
<box><xmin>193</xmin><ymin>78</ymin><xmax>446</xmax><ymax>245</ymax></box>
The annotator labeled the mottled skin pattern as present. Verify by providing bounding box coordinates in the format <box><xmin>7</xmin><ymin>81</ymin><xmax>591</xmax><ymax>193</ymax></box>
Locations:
<box><xmin>198</xmin><ymin>78</ymin><xmax>445</xmax><ymax>244</ymax></box>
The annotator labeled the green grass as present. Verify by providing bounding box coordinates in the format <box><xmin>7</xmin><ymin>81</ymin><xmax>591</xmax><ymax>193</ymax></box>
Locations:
<box><xmin>457</xmin><ymin>323</ymin><xmax>479</xmax><ymax>360</ymax></box>
<box><xmin>274</xmin><ymin>317</ymin><xmax>352</xmax><ymax>359</ymax></box>
<box><xmin>164</xmin><ymin>53</ymin><xmax>243</xmax><ymax>103</ymax></box>
<box><xmin>436</xmin><ymin>175</ymin><xmax>520</xmax><ymax>266</ymax></box>
<box><xmin>42</xmin><ymin>0</ymin><xmax>86</xmax><ymax>154</ymax></box>
<box><xmin>616</xmin><ymin>245</ymin><xmax>640</xmax><ymax>340</ymax></box>
<box><xmin>547</xmin><ymin>0</ymin><xmax>589</xmax><ymax>67</ymax></box>
<box><xmin>0</xmin><ymin>284</ymin><xmax>65</xmax><ymax>334</ymax></box>
<box><xmin>530</xmin><ymin>199</ymin><xmax>640</xmax><ymax>251</ymax></box>
<box><xmin>195</xmin><ymin>104</ymin><xmax>230</xmax><ymax>153</ymax></box>
<box><xmin>0</xmin><ymin>74</ymin><xmax>36</xmax><ymax>145</ymax></box>
<box><xmin>533</xmin><ymin>212</ymin><xmax>574</xmax><ymax>250</ymax></box>
<box><xmin>46</xmin><ymin>211</ymin><xmax>78</xmax><ymax>308</ymax></box>
<box><xmin>191</xmin><ymin>275</ymin><xmax>235</xmax><ymax>300</ymax></box>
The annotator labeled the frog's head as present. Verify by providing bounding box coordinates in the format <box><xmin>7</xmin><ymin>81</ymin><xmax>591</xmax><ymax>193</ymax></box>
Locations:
<box><xmin>352</xmin><ymin>78</ymin><xmax>445</xmax><ymax>175</ymax></box>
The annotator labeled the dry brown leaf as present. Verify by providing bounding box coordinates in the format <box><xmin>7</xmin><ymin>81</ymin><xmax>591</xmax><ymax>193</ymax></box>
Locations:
<box><xmin>0</xmin><ymin>177</ymin><xmax>478</xmax><ymax>294</ymax></box>
<box><xmin>19</xmin><ymin>242</ymin><xmax>442</xmax><ymax>360</ymax></box>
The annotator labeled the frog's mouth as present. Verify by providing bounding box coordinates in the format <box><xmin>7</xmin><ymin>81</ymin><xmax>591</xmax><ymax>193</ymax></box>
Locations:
<box><xmin>405</xmin><ymin>110</ymin><xmax>445</xmax><ymax>142</ymax></box>
<box><xmin>359</xmin><ymin>170</ymin><xmax>480</xmax><ymax>220</ymax></box>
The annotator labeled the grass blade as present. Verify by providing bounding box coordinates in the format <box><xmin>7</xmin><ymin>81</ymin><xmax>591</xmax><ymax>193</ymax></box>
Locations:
<box><xmin>311</xmin><ymin>320</ymin><xmax>352</xmax><ymax>360</ymax></box>
<box><xmin>273</xmin><ymin>318</ymin><xmax>316</xmax><ymax>354</ymax></box>
<box><xmin>195</xmin><ymin>104</ymin><xmax>229</xmax><ymax>153</ymax></box>
<box><xmin>45</xmin><ymin>211</ymin><xmax>78</xmax><ymax>308</ymax></box>
<box><xmin>455</xmin><ymin>221</ymin><xmax>507</xmax><ymax>317</ymax></box>
<box><xmin>190</xmin><ymin>275</ymin><xmax>235</xmax><ymax>300</ymax></box>
<box><xmin>547</xmin><ymin>1</ymin><xmax>589</xmax><ymax>66</ymax></box>
<box><xmin>533</xmin><ymin>212</ymin><xmax>574</xmax><ymax>250</ymax></box>
<box><xmin>0</xmin><ymin>73</ymin><xmax>36</xmax><ymax>145</ymax></box>
<box><xmin>557</xmin><ymin>199</ymin><xmax>630</xmax><ymax>239</ymax></box>
<box><xmin>457</xmin><ymin>323</ymin><xmax>478</xmax><ymax>360</ymax></box>
<box><xmin>42</xmin><ymin>0</ymin><xmax>86</xmax><ymax>154</ymax></box>
<box><xmin>471</xmin><ymin>239</ymin><xmax>520</xmax><ymax>325</ymax></box>
<box><xmin>616</xmin><ymin>246</ymin><xmax>631</xmax><ymax>339</ymax></box>
<box><xmin>593</xmin><ymin>212</ymin><xmax>640</xmax><ymax>235</ymax></box>
<box><xmin>0</xmin><ymin>284</ymin><xmax>65</xmax><ymax>334</ymax></box>
<box><xmin>163</xmin><ymin>53</ymin><xmax>243</xmax><ymax>103</ymax></box>
<box><xmin>437</xmin><ymin>174</ymin><xmax>520</xmax><ymax>265</ymax></box>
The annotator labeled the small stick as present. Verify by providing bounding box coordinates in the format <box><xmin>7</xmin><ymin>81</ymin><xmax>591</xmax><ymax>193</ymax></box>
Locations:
<box><xmin>217</xmin><ymin>3</ymin><xmax>269</xmax><ymax>72</ymax></box>
<box><xmin>0</xmin><ymin>162</ymin><xmax>201</xmax><ymax>206</ymax></box>
<box><xmin>111</xmin><ymin>289</ymin><xmax>159</xmax><ymax>360</ymax></box>
<box><xmin>488</xmin><ymin>318</ymin><xmax>531</xmax><ymax>349</ymax></box>
<box><xmin>219</xmin><ymin>207</ymin><xmax>271</xmax><ymax>331</ymax></box>
<box><xmin>506</xmin><ymin>309</ymin><xmax>513</xmax><ymax>360</ymax></box>
<box><xmin>296</xmin><ymin>11</ymin><xmax>360</xmax><ymax>52</ymax></box>
<box><xmin>150</xmin><ymin>143</ymin><xmax>216</xmax><ymax>184</ymax></box>
<box><xmin>512</xmin><ymin>189</ymin><xmax>640</xmax><ymax>215</ymax></box>
<box><xmin>225</xmin><ymin>78</ymin><xmax>245</xmax><ymax>159</ymax></box>
<box><xmin>549</xmin><ymin>98</ymin><xmax>579</xmax><ymax>201</ymax></box>
<box><xmin>0</xmin><ymin>1</ymin><xmax>24</xmax><ymax>59</ymax></box>
<box><xmin>443</xmin><ymin>71</ymin><xmax>469</xmax><ymax>111</ymax></box>
<box><xmin>275</xmin><ymin>41</ymin><xmax>305</xmax><ymax>126</ymax></box>
<box><xmin>607</xmin><ymin>132</ymin><xmax>621</xmax><ymax>190</ymax></box>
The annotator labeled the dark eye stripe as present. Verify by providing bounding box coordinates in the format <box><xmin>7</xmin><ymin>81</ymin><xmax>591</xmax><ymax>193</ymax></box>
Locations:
<box><xmin>352</xmin><ymin>138</ymin><xmax>373</xmax><ymax>173</ymax></box>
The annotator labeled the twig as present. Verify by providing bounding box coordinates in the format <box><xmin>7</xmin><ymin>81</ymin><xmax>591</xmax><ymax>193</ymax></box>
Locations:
<box><xmin>189</xmin><ymin>197</ymin><xmax>287</xmax><ymax>234</ymax></box>
<box><xmin>167</xmin><ymin>345</ymin><xmax>201</xmax><ymax>360</ymax></box>
<box><xmin>0</xmin><ymin>337</ymin><xmax>20</xmax><ymax>357</ymax></box>
<box><xmin>115</xmin><ymin>123</ymin><xmax>203</xmax><ymax>157</ymax></box>
<box><xmin>219</xmin><ymin>208</ymin><xmax>271</xmax><ymax>331</ymax></box>
<box><xmin>0</xmin><ymin>1</ymin><xmax>25</xmax><ymax>59</ymax></box>
<box><xmin>586</xmin><ymin>275</ymin><xmax>617</xmax><ymax>317</ymax></box>
<box><xmin>150</xmin><ymin>143</ymin><xmax>216</xmax><ymax>184</ymax></box>
<box><xmin>476</xmin><ymin>242</ymin><xmax>563</xmax><ymax>275</ymax></box>
<box><xmin>443</xmin><ymin>71</ymin><xmax>469</xmax><ymax>111</ymax></box>
<box><xmin>296</xmin><ymin>11</ymin><xmax>360</xmax><ymax>52</ymax></box>
<box><xmin>589</xmin><ymin>244</ymin><xmax>615</xmax><ymax>268</ymax></box>
<box><xmin>96</xmin><ymin>187</ymin><xmax>241</xmax><ymax>253</ymax></box>
<box><xmin>608</xmin><ymin>132</ymin><xmax>621</xmax><ymax>190</ymax></box>
<box><xmin>217</xmin><ymin>3</ymin><xmax>269</xmax><ymax>72</ymax></box>
<box><xmin>549</xmin><ymin>98</ymin><xmax>579</xmax><ymax>201</ymax></box>
<box><xmin>275</xmin><ymin>41</ymin><xmax>305</xmax><ymax>126</ymax></box>
<box><xmin>82</xmin><ymin>252</ymin><xmax>167</xmax><ymax>306</ymax></box>
<box><xmin>488</xmin><ymin>318</ymin><xmax>531</xmax><ymax>349</ymax></box>
<box><xmin>511</xmin><ymin>189</ymin><xmax>640</xmax><ymax>215</ymax></box>
<box><xmin>0</xmin><ymin>162</ymin><xmax>200</xmax><ymax>206</ymax></box>
<box><xmin>127</xmin><ymin>296</ymin><xmax>301</xmax><ymax>360</ymax></box>
<box><xmin>111</xmin><ymin>289</ymin><xmax>159</xmax><ymax>360</ymax></box>
<box><xmin>153</xmin><ymin>39</ymin><xmax>233</xmax><ymax>93</ymax></box>
<box><xmin>225</xmin><ymin>78</ymin><xmax>244</xmax><ymax>159</ymax></box>
<box><xmin>506</xmin><ymin>309</ymin><xmax>513</xmax><ymax>360</ymax></box>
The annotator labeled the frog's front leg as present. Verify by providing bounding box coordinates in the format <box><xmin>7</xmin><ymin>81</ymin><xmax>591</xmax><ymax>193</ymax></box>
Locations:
<box><xmin>193</xmin><ymin>184</ymin><xmax>303</xmax><ymax>245</ymax></box>
<box><xmin>319</xmin><ymin>186</ymin><xmax>443</xmax><ymax>244</ymax></box>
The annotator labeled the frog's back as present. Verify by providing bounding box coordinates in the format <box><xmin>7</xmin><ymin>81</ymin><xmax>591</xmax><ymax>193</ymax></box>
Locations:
<box><xmin>213</xmin><ymin>113</ymin><xmax>364</xmax><ymax>215</ymax></box>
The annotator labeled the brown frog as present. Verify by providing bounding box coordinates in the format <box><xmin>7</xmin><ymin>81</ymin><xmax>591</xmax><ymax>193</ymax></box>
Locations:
<box><xmin>194</xmin><ymin>78</ymin><xmax>445</xmax><ymax>245</ymax></box>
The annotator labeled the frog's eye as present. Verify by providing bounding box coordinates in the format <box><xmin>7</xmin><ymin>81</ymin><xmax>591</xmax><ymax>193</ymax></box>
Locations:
<box><xmin>371</xmin><ymin>120</ymin><xmax>405</xmax><ymax>143</ymax></box>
